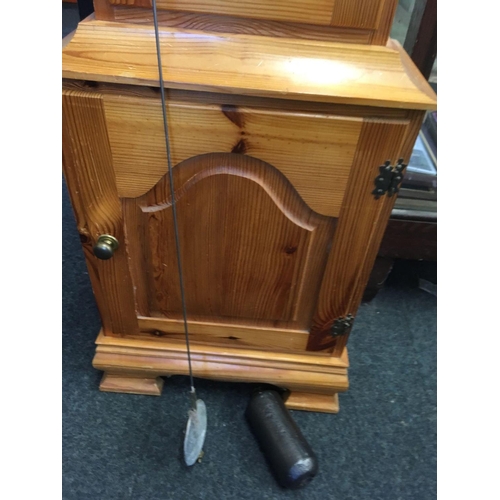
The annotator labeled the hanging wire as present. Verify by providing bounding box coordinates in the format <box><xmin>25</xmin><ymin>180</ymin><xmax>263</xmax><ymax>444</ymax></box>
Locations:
<box><xmin>151</xmin><ymin>0</ymin><xmax>195</xmax><ymax>399</ymax></box>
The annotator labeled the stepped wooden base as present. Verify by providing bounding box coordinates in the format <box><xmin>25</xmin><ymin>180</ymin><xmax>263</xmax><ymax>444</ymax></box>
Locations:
<box><xmin>284</xmin><ymin>392</ymin><xmax>339</xmax><ymax>413</ymax></box>
<box><xmin>99</xmin><ymin>373</ymin><xmax>164</xmax><ymax>396</ymax></box>
<box><xmin>93</xmin><ymin>330</ymin><xmax>348</xmax><ymax>412</ymax></box>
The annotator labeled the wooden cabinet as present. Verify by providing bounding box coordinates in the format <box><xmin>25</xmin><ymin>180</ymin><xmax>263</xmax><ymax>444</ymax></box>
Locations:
<box><xmin>62</xmin><ymin>4</ymin><xmax>436</xmax><ymax>412</ymax></box>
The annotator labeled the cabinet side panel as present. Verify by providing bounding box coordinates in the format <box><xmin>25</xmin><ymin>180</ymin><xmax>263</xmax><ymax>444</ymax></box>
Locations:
<box><xmin>62</xmin><ymin>90</ymin><xmax>139</xmax><ymax>335</ymax></box>
<box><xmin>307</xmin><ymin>119</ymin><xmax>409</xmax><ymax>351</ymax></box>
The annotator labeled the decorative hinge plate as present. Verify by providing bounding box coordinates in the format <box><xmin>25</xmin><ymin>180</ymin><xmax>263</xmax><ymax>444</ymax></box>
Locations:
<box><xmin>330</xmin><ymin>314</ymin><xmax>355</xmax><ymax>338</ymax></box>
<box><xmin>372</xmin><ymin>159</ymin><xmax>406</xmax><ymax>199</ymax></box>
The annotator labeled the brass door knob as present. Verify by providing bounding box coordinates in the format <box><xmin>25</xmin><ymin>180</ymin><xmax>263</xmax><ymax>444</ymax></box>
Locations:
<box><xmin>93</xmin><ymin>234</ymin><xmax>119</xmax><ymax>260</ymax></box>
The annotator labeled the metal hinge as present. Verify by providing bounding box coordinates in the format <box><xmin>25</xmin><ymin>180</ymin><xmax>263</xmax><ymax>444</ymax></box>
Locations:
<box><xmin>330</xmin><ymin>314</ymin><xmax>355</xmax><ymax>338</ymax></box>
<box><xmin>372</xmin><ymin>159</ymin><xmax>406</xmax><ymax>199</ymax></box>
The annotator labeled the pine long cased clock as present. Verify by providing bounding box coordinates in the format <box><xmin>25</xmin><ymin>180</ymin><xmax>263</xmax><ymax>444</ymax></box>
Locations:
<box><xmin>62</xmin><ymin>0</ymin><xmax>436</xmax><ymax>413</ymax></box>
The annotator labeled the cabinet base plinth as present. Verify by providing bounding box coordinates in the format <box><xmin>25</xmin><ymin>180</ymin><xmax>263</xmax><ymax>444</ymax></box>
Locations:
<box><xmin>285</xmin><ymin>391</ymin><xmax>339</xmax><ymax>413</ymax></box>
<box><xmin>93</xmin><ymin>330</ymin><xmax>349</xmax><ymax>412</ymax></box>
<box><xmin>99</xmin><ymin>373</ymin><xmax>164</xmax><ymax>396</ymax></box>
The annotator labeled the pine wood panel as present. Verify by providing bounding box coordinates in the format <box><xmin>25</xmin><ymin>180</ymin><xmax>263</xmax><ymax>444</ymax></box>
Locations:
<box><xmin>137</xmin><ymin>316</ymin><xmax>309</xmax><ymax>351</ymax></box>
<box><xmin>62</xmin><ymin>90</ymin><xmax>139</xmax><ymax>335</ymax></box>
<box><xmin>331</xmin><ymin>0</ymin><xmax>386</xmax><ymax>29</ymax></box>
<box><xmin>372</xmin><ymin>0</ymin><xmax>399</xmax><ymax>45</ymax></box>
<box><xmin>111</xmin><ymin>7</ymin><xmax>374</xmax><ymax>45</ymax></box>
<box><xmin>108</xmin><ymin>0</ymin><xmax>335</xmax><ymax>25</ymax></box>
<box><xmin>328</xmin><ymin>111</ymin><xmax>426</xmax><ymax>356</ymax></box>
<box><xmin>62</xmin><ymin>20</ymin><xmax>437</xmax><ymax>110</ymax></box>
<box><xmin>123</xmin><ymin>153</ymin><xmax>336</xmax><ymax>339</ymax></box>
<box><xmin>64</xmin><ymin>79</ymin><xmax>414</xmax><ymax>119</ymax></box>
<box><xmin>104</xmin><ymin>95</ymin><xmax>362</xmax><ymax>217</ymax></box>
<box><xmin>307</xmin><ymin>119</ymin><xmax>409</xmax><ymax>351</ymax></box>
<box><xmin>99</xmin><ymin>0</ymin><xmax>398</xmax><ymax>38</ymax></box>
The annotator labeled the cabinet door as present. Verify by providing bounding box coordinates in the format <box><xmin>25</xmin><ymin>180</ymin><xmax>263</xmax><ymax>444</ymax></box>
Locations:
<box><xmin>123</xmin><ymin>152</ymin><xmax>335</xmax><ymax>351</ymax></box>
<box><xmin>63</xmin><ymin>87</ymin><xmax>410</xmax><ymax>353</ymax></box>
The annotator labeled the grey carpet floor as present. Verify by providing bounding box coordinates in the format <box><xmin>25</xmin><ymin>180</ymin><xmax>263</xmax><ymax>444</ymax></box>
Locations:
<box><xmin>62</xmin><ymin>7</ymin><xmax>436</xmax><ymax>499</ymax></box>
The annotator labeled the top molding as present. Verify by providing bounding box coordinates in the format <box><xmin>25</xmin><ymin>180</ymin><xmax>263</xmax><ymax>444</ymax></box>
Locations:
<box><xmin>62</xmin><ymin>18</ymin><xmax>437</xmax><ymax>110</ymax></box>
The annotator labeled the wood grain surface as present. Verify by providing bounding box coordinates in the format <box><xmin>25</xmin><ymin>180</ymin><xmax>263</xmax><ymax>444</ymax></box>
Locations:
<box><xmin>96</xmin><ymin>330</ymin><xmax>349</xmax><ymax>367</ymax></box>
<box><xmin>93</xmin><ymin>331</ymin><xmax>350</xmax><ymax>397</ymax></box>
<box><xmin>99</xmin><ymin>0</ymin><xmax>397</xmax><ymax>35</ymax></box>
<box><xmin>108</xmin><ymin>0</ymin><xmax>334</xmax><ymax>25</ymax></box>
<box><xmin>62</xmin><ymin>90</ymin><xmax>139</xmax><ymax>335</ymax></box>
<box><xmin>111</xmin><ymin>7</ymin><xmax>374</xmax><ymax>44</ymax></box>
<box><xmin>99</xmin><ymin>373</ymin><xmax>164</xmax><ymax>395</ymax></box>
<box><xmin>137</xmin><ymin>316</ymin><xmax>310</xmax><ymax>351</ymax></box>
<box><xmin>64</xmin><ymin>79</ymin><xmax>414</xmax><ymax>120</ymax></box>
<box><xmin>62</xmin><ymin>86</ymin><xmax>421</xmax><ymax>354</ymax></box>
<box><xmin>63</xmin><ymin>85</ymin><xmax>421</xmax><ymax>354</ymax></box>
<box><xmin>330</xmin><ymin>0</ymin><xmax>385</xmax><ymax>29</ymax></box>
<box><xmin>329</xmin><ymin>111</ymin><xmax>425</xmax><ymax>356</ymax></box>
<box><xmin>372</xmin><ymin>0</ymin><xmax>399</xmax><ymax>45</ymax></box>
<box><xmin>308</xmin><ymin>119</ymin><xmax>409</xmax><ymax>351</ymax></box>
<box><xmin>123</xmin><ymin>153</ymin><xmax>337</xmax><ymax>344</ymax></box>
<box><xmin>62</xmin><ymin>19</ymin><xmax>437</xmax><ymax>110</ymax></box>
<box><xmin>103</xmin><ymin>94</ymin><xmax>362</xmax><ymax>216</ymax></box>
<box><xmin>285</xmin><ymin>391</ymin><xmax>339</xmax><ymax>413</ymax></box>
<box><xmin>96</xmin><ymin>0</ymin><xmax>399</xmax><ymax>45</ymax></box>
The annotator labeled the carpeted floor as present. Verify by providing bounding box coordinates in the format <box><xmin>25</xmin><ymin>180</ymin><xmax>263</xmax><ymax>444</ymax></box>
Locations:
<box><xmin>62</xmin><ymin>8</ymin><xmax>436</xmax><ymax>499</ymax></box>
